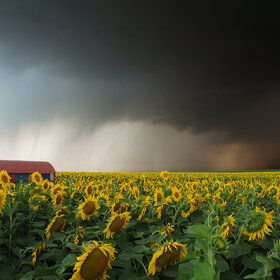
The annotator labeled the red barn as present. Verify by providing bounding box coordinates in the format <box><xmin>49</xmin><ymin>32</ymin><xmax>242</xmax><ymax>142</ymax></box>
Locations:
<box><xmin>0</xmin><ymin>160</ymin><xmax>56</xmax><ymax>184</ymax></box>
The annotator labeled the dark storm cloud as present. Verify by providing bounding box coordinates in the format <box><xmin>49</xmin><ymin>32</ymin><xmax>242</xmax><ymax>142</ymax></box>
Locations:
<box><xmin>1</xmin><ymin>0</ymin><xmax>280</xmax><ymax>169</ymax></box>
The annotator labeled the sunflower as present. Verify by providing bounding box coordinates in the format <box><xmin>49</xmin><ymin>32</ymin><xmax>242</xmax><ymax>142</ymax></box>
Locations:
<box><xmin>137</xmin><ymin>196</ymin><xmax>152</xmax><ymax>221</ymax></box>
<box><xmin>0</xmin><ymin>189</ymin><xmax>6</xmax><ymax>214</ymax></box>
<box><xmin>221</xmin><ymin>214</ymin><xmax>236</xmax><ymax>238</ymax></box>
<box><xmin>76</xmin><ymin>196</ymin><xmax>100</xmax><ymax>220</ymax></box>
<box><xmin>52</xmin><ymin>192</ymin><xmax>64</xmax><ymax>209</ymax></box>
<box><xmin>191</xmin><ymin>182</ymin><xmax>198</xmax><ymax>193</ymax></box>
<box><xmin>243</xmin><ymin>207</ymin><xmax>274</xmax><ymax>241</ymax></box>
<box><xmin>42</xmin><ymin>180</ymin><xmax>50</xmax><ymax>193</ymax></box>
<box><xmin>31</xmin><ymin>172</ymin><xmax>43</xmax><ymax>186</ymax></box>
<box><xmin>31</xmin><ymin>241</ymin><xmax>45</xmax><ymax>266</ymax></box>
<box><xmin>160</xmin><ymin>171</ymin><xmax>169</xmax><ymax>181</ymax></box>
<box><xmin>103</xmin><ymin>212</ymin><xmax>131</xmax><ymax>239</ymax></box>
<box><xmin>133</xmin><ymin>187</ymin><xmax>140</xmax><ymax>200</ymax></box>
<box><xmin>109</xmin><ymin>195</ymin><xmax>123</xmax><ymax>213</ymax></box>
<box><xmin>161</xmin><ymin>223</ymin><xmax>175</xmax><ymax>235</ymax></box>
<box><xmin>156</xmin><ymin>197</ymin><xmax>172</xmax><ymax>219</ymax></box>
<box><xmin>148</xmin><ymin>241</ymin><xmax>187</xmax><ymax>276</ymax></box>
<box><xmin>55</xmin><ymin>206</ymin><xmax>68</xmax><ymax>216</ymax></box>
<box><xmin>154</xmin><ymin>188</ymin><xmax>164</xmax><ymax>206</ymax></box>
<box><xmin>172</xmin><ymin>187</ymin><xmax>181</xmax><ymax>203</ymax></box>
<box><xmin>45</xmin><ymin>215</ymin><xmax>66</xmax><ymax>239</ymax></box>
<box><xmin>85</xmin><ymin>183</ymin><xmax>95</xmax><ymax>196</ymax></box>
<box><xmin>70</xmin><ymin>241</ymin><xmax>116</xmax><ymax>280</ymax></box>
<box><xmin>0</xmin><ymin>170</ymin><xmax>11</xmax><ymax>186</ymax></box>
<box><xmin>51</xmin><ymin>184</ymin><xmax>66</xmax><ymax>196</ymax></box>
<box><xmin>74</xmin><ymin>226</ymin><xmax>85</xmax><ymax>245</ymax></box>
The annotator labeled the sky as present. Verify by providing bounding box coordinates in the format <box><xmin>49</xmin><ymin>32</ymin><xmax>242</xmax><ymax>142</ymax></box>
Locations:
<box><xmin>0</xmin><ymin>0</ymin><xmax>279</xmax><ymax>171</ymax></box>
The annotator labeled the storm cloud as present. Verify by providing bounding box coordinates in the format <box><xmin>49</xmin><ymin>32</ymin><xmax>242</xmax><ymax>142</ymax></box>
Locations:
<box><xmin>0</xmin><ymin>0</ymin><xmax>279</xmax><ymax>170</ymax></box>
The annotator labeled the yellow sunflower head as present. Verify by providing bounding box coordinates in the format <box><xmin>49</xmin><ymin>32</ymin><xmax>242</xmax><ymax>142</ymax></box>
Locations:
<box><xmin>45</xmin><ymin>215</ymin><xmax>66</xmax><ymax>239</ymax></box>
<box><xmin>70</xmin><ymin>241</ymin><xmax>116</xmax><ymax>280</ymax></box>
<box><xmin>31</xmin><ymin>172</ymin><xmax>43</xmax><ymax>186</ymax></box>
<box><xmin>52</xmin><ymin>192</ymin><xmax>64</xmax><ymax>209</ymax></box>
<box><xmin>85</xmin><ymin>183</ymin><xmax>95</xmax><ymax>196</ymax></box>
<box><xmin>243</xmin><ymin>207</ymin><xmax>274</xmax><ymax>241</ymax></box>
<box><xmin>221</xmin><ymin>214</ymin><xmax>236</xmax><ymax>238</ymax></box>
<box><xmin>160</xmin><ymin>171</ymin><xmax>169</xmax><ymax>181</ymax></box>
<box><xmin>172</xmin><ymin>187</ymin><xmax>181</xmax><ymax>203</ymax></box>
<box><xmin>31</xmin><ymin>241</ymin><xmax>45</xmax><ymax>266</ymax></box>
<box><xmin>156</xmin><ymin>197</ymin><xmax>172</xmax><ymax>219</ymax></box>
<box><xmin>0</xmin><ymin>189</ymin><xmax>7</xmax><ymax>215</ymax></box>
<box><xmin>148</xmin><ymin>241</ymin><xmax>187</xmax><ymax>276</ymax></box>
<box><xmin>0</xmin><ymin>170</ymin><xmax>11</xmax><ymax>185</ymax></box>
<box><xmin>76</xmin><ymin>196</ymin><xmax>100</xmax><ymax>221</ymax></box>
<box><xmin>161</xmin><ymin>223</ymin><xmax>175</xmax><ymax>236</ymax></box>
<box><xmin>42</xmin><ymin>180</ymin><xmax>50</xmax><ymax>193</ymax></box>
<box><xmin>103</xmin><ymin>212</ymin><xmax>131</xmax><ymax>239</ymax></box>
<box><xmin>154</xmin><ymin>188</ymin><xmax>164</xmax><ymax>206</ymax></box>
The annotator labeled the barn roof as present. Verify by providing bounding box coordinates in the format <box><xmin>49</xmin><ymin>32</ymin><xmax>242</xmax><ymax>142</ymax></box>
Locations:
<box><xmin>0</xmin><ymin>160</ymin><xmax>56</xmax><ymax>174</ymax></box>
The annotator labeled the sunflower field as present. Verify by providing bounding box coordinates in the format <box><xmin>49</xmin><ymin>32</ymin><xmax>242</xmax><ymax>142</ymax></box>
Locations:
<box><xmin>1</xmin><ymin>170</ymin><xmax>280</xmax><ymax>280</ymax></box>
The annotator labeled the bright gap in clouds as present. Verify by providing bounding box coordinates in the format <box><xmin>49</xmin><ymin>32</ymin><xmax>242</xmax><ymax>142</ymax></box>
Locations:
<box><xmin>0</xmin><ymin>120</ymin><xmax>262</xmax><ymax>172</ymax></box>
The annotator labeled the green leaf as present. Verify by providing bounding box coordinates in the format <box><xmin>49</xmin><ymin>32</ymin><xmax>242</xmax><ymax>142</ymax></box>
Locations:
<box><xmin>118</xmin><ymin>252</ymin><xmax>143</xmax><ymax>262</ymax></box>
<box><xmin>194</xmin><ymin>238</ymin><xmax>209</xmax><ymax>254</ymax></box>
<box><xmin>20</xmin><ymin>271</ymin><xmax>34</xmax><ymax>280</ymax></box>
<box><xmin>57</xmin><ymin>254</ymin><xmax>77</xmax><ymax>274</ymax></box>
<box><xmin>225</xmin><ymin>243</ymin><xmax>251</xmax><ymax>258</ymax></box>
<box><xmin>118</xmin><ymin>271</ymin><xmax>139</xmax><ymax>280</ymax></box>
<box><xmin>244</xmin><ymin>267</ymin><xmax>270</xmax><ymax>279</ymax></box>
<box><xmin>33</xmin><ymin>265</ymin><xmax>60</xmax><ymax>277</ymax></box>
<box><xmin>133</xmin><ymin>245</ymin><xmax>150</xmax><ymax>254</ymax></box>
<box><xmin>194</xmin><ymin>262</ymin><xmax>216</xmax><ymax>280</ymax></box>
<box><xmin>184</xmin><ymin>224</ymin><xmax>211</xmax><ymax>239</ymax></box>
<box><xmin>215</xmin><ymin>255</ymin><xmax>229</xmax><ymax>273</ymax></box>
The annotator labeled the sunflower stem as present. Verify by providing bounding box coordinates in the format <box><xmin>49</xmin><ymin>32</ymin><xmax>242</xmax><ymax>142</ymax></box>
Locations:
<box><xmin>139</xmin><ymin>260</ymin><xmax>148</xmax><ymax>275</ymax></box>
<box><xmin>172</xmin><ymin>204</ymin><xmax>184</xmax><ymax>223</ymax></box>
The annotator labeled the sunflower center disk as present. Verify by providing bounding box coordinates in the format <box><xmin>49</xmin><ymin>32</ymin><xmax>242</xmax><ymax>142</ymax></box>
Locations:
<box><xmin>1</xmin><ymin>175</ymin><xmax>8</xmax><ymax>183</ymax></box>
<box><xmin>109</xmin><ymin>216</ymin><xmax>125</xmax><ymax>232</ymax></box>
<box><xmin>83</xmin><ymin>201</ymin><xmax>96</xmax><ymax>215</ymax></box>
<box><xmin>246</xmin><ymin>212</ymin><xmax>266</xmax><ymax>233</ymax></box>
<box><xmin>155</xmin><ymin>246</ymin><xmax>180</xmax><ymax>267</ymax></box>
<box><xmin>81</xmin><ymin>248</ymin><xmax>108</xmax><ymax>280</ymax></box>
<box><xmin>56</xmin><ymin>195</ymin><xmax>62</xmax><ymax>204</ymax></box>
<box><xmin>156</xmin><ymin>194</ymin><xmax>162</xmax><ymax>202</ymax></box>
<box><xmin>51</xmin><ymin>217</ymin><xmax>65</xmax><ymax>233</ymax></box>
<box><xmin>113</xmin><ymin>201</ymin><xmax>121</xmax><ymax>212</ymax></box>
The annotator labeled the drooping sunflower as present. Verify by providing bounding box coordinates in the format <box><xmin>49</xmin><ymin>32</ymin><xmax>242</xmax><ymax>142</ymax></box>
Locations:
<box><xmin>221</xmin><ymin>214</ymin><xmax>236</xmax><ymax>238</ymax></box>
<box><xmin>161</xmin><ymin>223</ymin><xmax>175</xmax><ymax>236</ymax></box>
<box><xmin>70</xmin><ymin>241</ymin><xmax>116</xmax><ymax>280</ymax></box>
<box><xmin>0</xmin><ymin>170</ymin><xmax>11</xmax><ymax>186</ymax></box>
<box><xmin>76</xmin><ymin>196</ymin><xmax>100</xmax><ymax>220</ymax></box>
<box><xmin>137</xmin><ymin>196</ymin><xmax>152</xmax><ymax>221</ymax></box>
<box><xmin>45</xmin><ymin>215</ymin><xmax>66</xmax><ymax>239</ymax></box>
<box><xmin>55</xmin><ymin>206</ymin><xmax>68</xmax><ymax>216</ymax></box>
<box><xmin>103</xmin><ymin>212</ymin><xmax>131</xmax><ymax>239</ymax></box>
<box><xmin>31</xmin><ymin>171</ymin><xmax>43</xmax><ymax>186</ymax></box>
<box><xmin>74</xmin><ymin>226</ymin><xmax>85</xmax><ymax>245</ymax></box>
<box><xmin>156</xmin><ymin>196</ymin><xmax>172</xmax><ymax>219</ymax></box>
<box><xmin>243</xmin><ymin>207</ymin><xmax>274</xmax><ymax>241</ymax></box>
<box><xmin>0</xmin><ymin>189</ymin><xmax>7</xmax><ymax>214</ymax></box>
<box><xmin>31</xmin><ymin>241</ymin><xmax>45</xmax><ymax>266</ymax></box>
<box><xmin>148</xmin><ymin>241</ymin><xmax>187</xmax><ymax>276</ymax></box>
